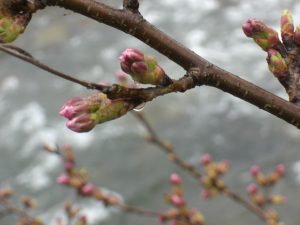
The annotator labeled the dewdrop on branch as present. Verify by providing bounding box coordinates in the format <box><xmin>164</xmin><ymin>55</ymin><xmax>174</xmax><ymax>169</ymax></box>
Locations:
<box><xmin>119</xmin><ymin>48</ymin><xmax>173</xmax><ymax>86</ymax></box>
<box><xmin>60</xmin><ymin>92</ymin><xmax>134</xmax><ymax>132</ymax></box>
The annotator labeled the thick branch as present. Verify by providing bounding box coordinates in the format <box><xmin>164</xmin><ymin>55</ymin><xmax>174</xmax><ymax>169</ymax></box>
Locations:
<box><xmin>43</xmin><ymin>0</ymin><xmax>300</xmax><ymax>128</ymax></box>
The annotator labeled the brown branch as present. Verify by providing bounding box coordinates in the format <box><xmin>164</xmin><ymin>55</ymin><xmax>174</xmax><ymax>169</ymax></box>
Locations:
<box><xmin>133</xmin><ymin>112</ymin><xmax>267</xmax><ymax>222</ymax></box>
<box><xmin>0</xmin><ymin>44</ymin><xmax>109</xmax><ymax>92</ymax></box>
<box><xmin>38</xmin><ymin>0</ymin><xmax>300</xmax><ymax>128</ymax></box>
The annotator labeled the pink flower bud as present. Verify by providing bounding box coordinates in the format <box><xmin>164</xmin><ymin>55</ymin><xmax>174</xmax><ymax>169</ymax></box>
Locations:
<box><xmin>200</xmin><ymin>154</ymin><xmax>212</xmax><ymax>165</ymax></box>
<box><xmin>250</xmin><ymin>165</ymin><xmax>261</xmax><ymax>177</ymax></box>
<box><xmin>266</xmin><ymin>49</ymin><xmax>289</xmax><ymax>80</ymax></box>
<box><xmin>80</xmin><ymin>184</ymin><xmax>95</xmax><ymax>196</ymax></box>
<box><xmin>119</xmin><ymin>48</ymin><xmax>172</xmax><ymax>86</ymax></box>
<box><xmin>57</xmin><ymin>174</ymin><xmax>70</xmax><ymax>185</ymax></box>
<box><xmin>64</xmin><ymin>161</ymin><xmax>74</xmax><ymax>170</ymax></box>
<box><xmin>242</xmin><ymin>19</ymin><xmax>280</xmax><ymax>51</ymax></box>
<box><xmin>66</xmin><ymin>113</ymin><xmax>96</xmax><ymax>133</ymax></box>
<box><xmin>247</xmin><ymin>183</ymin><xmax>258</xmax><ymax>195</ymax></box>
<box><xmin>242</xmin><ymin>19</ymin><xmax>257</xmax><ymax>37</ymax></box>
<box><xmin>131</xmin><ymin>61</ymin><xmax>148</xmax><ymax>74</ymax></box>
<box><xmin>60</xmin><ymin>93</ymin><xmax>134</xmax><ymax>132</ymax></box>
<box><xmin>170</xmin><ymin>173</ymin><xmax>182</xmax><ymax>185</ymax></box>
<box><xmin>170</xmin><ymin>195</ymin><xmax>185</xmax><ymax>207</ymax></box>
<box><xmin>275</xmin><ymin>164</ymin><xmax>286</xmax><ymax>176</ymax></box>
<box><xmin>281</xmin><ymin>9</ymin><xmax>294</xmax><ymax>43</ymax></box>
<box><xmin>59</xmin><ymin>97</ymin><xmax>84</xmax><ymax>120</ymax></box>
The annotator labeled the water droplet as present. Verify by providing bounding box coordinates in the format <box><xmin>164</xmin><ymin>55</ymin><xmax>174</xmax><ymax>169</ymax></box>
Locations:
<box><xmin>133</xmin><ymin>102</ymin><xmax>146</xmax><ymax>112</ymax></box>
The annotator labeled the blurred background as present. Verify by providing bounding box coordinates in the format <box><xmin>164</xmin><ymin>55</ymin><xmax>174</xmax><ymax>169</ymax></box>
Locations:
<box><xmin>0</xmin><ymin>0</ymin><xmax>300</xmax><ymax>224</ymax></box>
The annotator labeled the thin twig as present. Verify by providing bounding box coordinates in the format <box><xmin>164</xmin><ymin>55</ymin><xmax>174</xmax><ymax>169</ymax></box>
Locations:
<box><xmin>0</xmin><ymin>44</ymin><xmax>106</xmax><ymax>91</ymax></box>
<box><xmin>133</xmin><ymin>112</ymin><xmax>267</xmax><ymax>222</ymax></box>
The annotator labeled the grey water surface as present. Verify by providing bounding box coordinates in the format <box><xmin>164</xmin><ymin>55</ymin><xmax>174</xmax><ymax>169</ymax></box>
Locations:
<box><xmin>1</xmin><ymin>0</ymin><xmax>300</xmax><ymax>225</ymax></box>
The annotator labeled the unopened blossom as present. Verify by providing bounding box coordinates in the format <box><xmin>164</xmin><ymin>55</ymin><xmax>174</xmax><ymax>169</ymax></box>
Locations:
<box><xmin>57</xmin><ymin>173</ymin><xmax>70</xmax><ymax>185</ymax></box>
<box><xmin>280</xmin><ymin>9</ymin><xmax>294</xmax><ymax>43</ymax></box>
<box><xmin>242</xmin><ymin>19</ymin><xmax>280</xmax><ymax>51</ymax></box>
<box><xmin>170</xmin><ymin>173</ymin><xmax>182</xmax><ymax>185</ymax></box>
<box><xmin>119</xmin><ymin>48</ymin><xmax>172</xmax><ymax>86</ymax></box>
<box><xmin>266</xmin><ymin>49</ymin><xmax>289</xmax><ymax>80</ymax></box>
<box><xmin>60</xmin><ymin>93</ymin><xmax>133</xmax><ymax>132</ymax></box>
<box><xmin>80</xmin><ymin>184</ymin><xmax>95</xmax><ymax>196</ymax></box>
<box><xmin>275</xmin><ymin>164</ymin><xmax>286</xmax><ymax>176</ymax></box>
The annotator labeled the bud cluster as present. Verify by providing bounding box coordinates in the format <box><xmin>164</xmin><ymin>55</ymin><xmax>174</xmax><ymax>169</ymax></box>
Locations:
<box><xmin>119</xmin><ymin>48</ymin><xmax>172</xmax><ymax>86</ymax></box>
<box><xmin>159</xmin><ymin>173</ymin><xmax>204</xmax><ymax>225</ymax></box>
<box><xmin>243</xmin><ymin>10</ymin><xmax>300</xmax><ymax>103</ymax></box>
<box><xmin>54</xmin><ymin>145</ymin><xmax>120</xmax><ymax>207</ymax></box>
<box><xmin>199</xmin><ymin>154</ymin><xmax>229</xmax><ymax>199</ymax></box>
<box><xmin>247</xmin><ymin>164</ymin><xmax>286</xmax><ymax>225</ymax></box>
<box><xmin>59</xmin><ymin>92</ymin><xmax>134</xmax><ymax>133</ymax></box>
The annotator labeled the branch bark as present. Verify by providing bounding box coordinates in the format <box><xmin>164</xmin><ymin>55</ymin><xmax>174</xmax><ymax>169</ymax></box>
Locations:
<box><xmin>41</xmin><ymin>0</ymin><xmax>300</xmax><ymax>128</ymax></box>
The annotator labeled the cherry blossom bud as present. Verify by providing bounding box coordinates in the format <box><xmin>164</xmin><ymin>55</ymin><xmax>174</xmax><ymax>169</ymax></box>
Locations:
<box><xmin>200</xmin><ymin>153</ymin><xmax>212</xmax><ymax>165</ymax></box>
<box><xmin>119</xmin><ymin>48</ymin><xmax>172</xmax><ymax>86</ymax></box>
<box><xmin>66</xmin><ymin>113</ymin><xmax>96</xmax><ymax>133</ymax></box>
<box><xmin>60</xmin><ymin>93</ymin><xmax>134</xmax><ymax>132</ymax></box>
<box><xmin>247</xmin><ymin>183</ymin><xmax>258</xmax><ymax>195</ymax></box>
<box><xmin>266</xmin><ymin>49</ymin><xmax>289</xmax><ymax>80</ymax></box>
<box><xmin>275</xmin><ymin>163</ymin><xmax>286</xmax><ymax>176</ymax></box>
<box><xmin>80</xmin><ymin>184</ymin><xmax>95</xmax><ymax>196</ymax></box>
<box><xmin>242</xmin><ymin>19</ymin><xmax>280</xmax><ymax>51</ymax></box>
<box><xmin>57</xmin><ymin>173</ymin><xmax>70</xmax><ymax>185</ymax></box>
<box><xmin>59</xmin><ymin>97</ymin><xmax>88</xmax><ymax>120</ymax></box>
<box><xmin>280</xmin><ymin>9</ymin><xmax>294</xmax><ymax>43</ymax></box>
<box><xmin>170</xmin><ymin>194</ymin><xmax>185</xmax><ymax>207</ymax></box>
<box><xmin>64</xmin><ymin>161</ymin><xmax>74</xmax><ymax>170</ymax></box>
<box><xmin>170</xmin><ymin>173</ymin><xmax>182</xmax><ymax>185</ymax></box>
<box><xmin>250</xmin><ymin>165</ymin><xmax>261</xmax><ymax>177</ymax></box>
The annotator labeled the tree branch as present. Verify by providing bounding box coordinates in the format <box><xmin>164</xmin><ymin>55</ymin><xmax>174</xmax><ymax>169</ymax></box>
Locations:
<box><xmin>133</xmin><ymin>112</ymin><xmax>267</xmax><ymax>222</ymax></box>
<box><xmin>20</xmin><ymin>0</ymin><xmax>296</xmax><ymax>128</ymax></box>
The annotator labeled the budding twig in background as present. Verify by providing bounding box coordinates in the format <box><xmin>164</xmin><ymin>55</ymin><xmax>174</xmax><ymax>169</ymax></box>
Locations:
<box><xmin>160</xmin><ymin>173</ymin><xmax>205</xmax><ymax>225</ymax></box>
<box><xmin>119</xmin><ymin>48</ymin><xmax>173</xmax><ymax>86</ymax></box>
<box><xmin>59</xmin><ymin>92</ymin><xmax>135</xmax><ymax>132</ymax></box>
